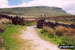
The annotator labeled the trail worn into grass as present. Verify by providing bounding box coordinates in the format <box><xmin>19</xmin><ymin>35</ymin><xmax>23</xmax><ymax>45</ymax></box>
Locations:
<box><xmin>21</xmin><ymin>26</ymin><xmax>64</xmax><ymax>50</ymax></box>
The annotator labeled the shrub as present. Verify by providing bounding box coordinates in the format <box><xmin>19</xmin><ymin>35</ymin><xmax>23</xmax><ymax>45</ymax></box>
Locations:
<box><xmin>1</xmin><ymin>18</ymin><xmax>12</xmax><ymax>24</ymax></box>
<box><xmin>0</xmin><ymin>24</ymin><xmax>6</xmax><ymax>32</ymax></box>
<box><xmin>56</xmin><ymin>26</ymin><xmax>68</xmax><ymax>36</ymax></box>
<box><xmin>56</xmin><ymin>26</ymin><xmax>75</xmax><ymax>37</ymax></box>
<box><xmin>68</xmin><ymin>28</ymin><xmax>75</xmax><ymax>36</ymax></box>
<box><xmin>43</xmin><ymin>26</ymin><xmax>55</xmax><ymax>35</ymax></box>
<box><xmin>0</xmin><ymin>18</ymin><xmax>12</xmax><ymax>32</ymax></box>
<box><xmin>0</xmin><ymin>36</ymin><xmax>4</xmax><ymax>48</ymax></box>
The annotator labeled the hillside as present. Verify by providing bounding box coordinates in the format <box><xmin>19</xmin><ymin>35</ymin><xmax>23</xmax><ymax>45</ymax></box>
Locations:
<box><xmin>0</xmin><ymin>6</ymin><xmax>70</xmax><ymax>17</ymax></box>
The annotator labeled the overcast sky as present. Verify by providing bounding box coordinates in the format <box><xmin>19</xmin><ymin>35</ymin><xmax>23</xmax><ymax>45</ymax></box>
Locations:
<box><xmin>0</xmin><ymin>0</ymin><xmax>75</xmax><ymax>14</ymax></box>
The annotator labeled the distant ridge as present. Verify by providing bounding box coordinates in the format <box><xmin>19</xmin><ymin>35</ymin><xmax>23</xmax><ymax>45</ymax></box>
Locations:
<box><xmin>0</xmin><ymin>6</ymin><xmax>70</xmax><ymax>17</ymax></box>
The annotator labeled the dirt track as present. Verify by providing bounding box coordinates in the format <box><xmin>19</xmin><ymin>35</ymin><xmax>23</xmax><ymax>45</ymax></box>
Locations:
<box><xmin>20</xmin><ymin>26</ymin><xmax>65</xmax><ymax>50</ymax></box>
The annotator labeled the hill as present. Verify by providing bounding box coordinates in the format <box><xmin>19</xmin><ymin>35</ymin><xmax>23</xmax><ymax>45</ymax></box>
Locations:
<box><xmin>0</xmin><ymin>6</ymin><xmax>70</xmax><ymax>17</ymax></box>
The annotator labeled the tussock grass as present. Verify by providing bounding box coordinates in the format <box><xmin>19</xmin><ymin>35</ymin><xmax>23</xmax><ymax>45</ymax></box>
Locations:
<box><xmin>0</xmin><ymin>37</ymin><xmax>4</xmax><ymax>48</ymax></box>
<box><xmin>56</xmin><ymin>26</ymin><xmax>68</xmax><ymax>36</ymax></box>
<box><xmin>0</xmin><ymin>18</ymin><xmax>12</xmax><ymax>24</ymax></box>
<box><xmin>0</xmin><ymin>18</ymin><xmax>12</xmax><ymax>32</ymax></box>
<box><xmin>56</xmin><ymin>26</ymin><xmax>75</xmax><ymax>37</ymax></box>
<box><xmin>43</xmin><ymin>26</ymin><xmax>55</xmax><ymax>35</ymax></box>
<box><xmin>0</xmin><ymin>24</ymin><xmax>6</xmax><ymax>32</ymax></box>
<box><xmin>68</xmin><ymin>28</ymin><xmax>75</xmax><ymax>36</ymax></box>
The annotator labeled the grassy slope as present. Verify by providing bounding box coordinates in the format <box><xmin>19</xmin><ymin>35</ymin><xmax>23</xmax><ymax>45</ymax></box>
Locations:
<box><xmin>2</xmin><ymin>25</ymin><xmax>25</xmax><ymax>50</ymax></box>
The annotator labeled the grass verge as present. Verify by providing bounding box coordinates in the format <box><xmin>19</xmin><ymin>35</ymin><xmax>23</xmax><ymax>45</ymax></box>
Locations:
<box><xmin>2</xmin><ymin>25</ymin><xmax>26</xmax><ymax>50</ymax></box>
<box><xmin>37</xmin><ymin>29</ymin><xmax>75</xmax><ymax>50</ymax></box>
<box><xmin>37</xmin><ymin>29</ymin><xmax>62</xmax><ymax>45</ymax></box>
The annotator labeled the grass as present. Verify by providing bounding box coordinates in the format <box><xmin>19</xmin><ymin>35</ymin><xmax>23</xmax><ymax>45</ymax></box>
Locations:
<box><xmin>24</xmin><ymin>21</ymin><xmax>36</xmax><ymax>26</ymax></box>
<box><xmin>0</xmin><ymin>6</ymin><xmax>68</xmax><ymax>17</ymax></box>
<box><xmin>2</xmin><ymin>25</ymin><xmax>26</xmax><ymax>50</ymax></box>
<box><xmin>38</xmin><ymin>28</ymin><xmax>75</xmax><ymax>50</ymax></box>
<box><xmin>1</xmin><ymin>25</ymin><xmax>37</xmax><ymax>50</ymax></box>
<box><xmin>38</xmin><ymin>29</ymin><xmax>62</xmax><ymax>45</ymax></box>
<box><xmin>56</xmin><ymin>26</ymin><xmax>68</xmax><ymax>36</ymax></box>
<box><xmin>0</xmin><ymin>18</ymin><xmax>12</xmax><ymax>33</ymax></box>
<box><xmin>56</xmin><ymin>26</ymin><xmax>75</xmax><ymax>36</ymax></box>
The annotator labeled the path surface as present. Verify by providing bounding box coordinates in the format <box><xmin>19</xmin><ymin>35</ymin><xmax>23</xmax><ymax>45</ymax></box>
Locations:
<box><xmin>21</xmin><ymin>26</ymin><xmax>64</xmax><ymax>50</ymax></box>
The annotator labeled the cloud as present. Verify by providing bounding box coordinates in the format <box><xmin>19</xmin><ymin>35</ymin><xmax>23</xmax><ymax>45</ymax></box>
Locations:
<box><xmin>63</xmin><ymin>3</ymin><xmax>75</xmax><ymax>14</ymax></box>
<box><xmin>0</xmin><ymin>0</ymin><xmax>9</xmax><ymax>8</ymax></box>
<box><xmin>18</xmin><ymin>0</ymin><xmax>74</xmax><ymax>7</ymax></box>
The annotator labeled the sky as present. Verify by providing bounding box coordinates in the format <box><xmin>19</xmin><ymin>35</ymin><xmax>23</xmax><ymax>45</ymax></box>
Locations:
<box><xmin>0</xmin><ymin>0</ymin><xmax>75</xmax><ymax>14</ymax></box>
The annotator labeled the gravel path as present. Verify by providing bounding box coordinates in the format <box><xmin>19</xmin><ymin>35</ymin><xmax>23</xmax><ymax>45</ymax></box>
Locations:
<box><xmin>20</xmin><ymin>26</ymin><xmax>64</xmax><ymax>50</ymax></box>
